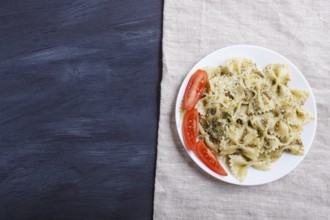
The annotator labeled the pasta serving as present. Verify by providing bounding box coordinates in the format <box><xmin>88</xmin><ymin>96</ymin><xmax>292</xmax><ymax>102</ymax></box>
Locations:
<box><xmin>195</xmin><ymin>58</ymin><xmax>314</xmax><ymax>181</ymax></box>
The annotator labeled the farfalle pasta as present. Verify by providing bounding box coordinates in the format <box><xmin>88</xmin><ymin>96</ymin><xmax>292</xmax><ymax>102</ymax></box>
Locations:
<box><xmin>196</xmin><ymin>58</ymin><xmax>314</xmax><ymax>181</ymax></box>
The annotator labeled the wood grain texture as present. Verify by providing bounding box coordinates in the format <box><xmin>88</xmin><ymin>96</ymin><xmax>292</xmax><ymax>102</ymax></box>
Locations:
<box><xmin>0</xmin><ymin>0</ymin><xmax>162</xmax><ymax>219</ymax></box>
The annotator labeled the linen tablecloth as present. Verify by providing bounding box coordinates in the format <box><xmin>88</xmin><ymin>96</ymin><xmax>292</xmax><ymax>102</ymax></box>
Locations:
<box><xmin>154</xmin><ymin>0</ymin><xmax>330</xmax><ymax>219</ymax></box>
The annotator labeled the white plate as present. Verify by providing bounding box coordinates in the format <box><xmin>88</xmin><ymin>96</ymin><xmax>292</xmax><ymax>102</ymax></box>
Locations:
<box><xmin>175</xmin><ymin>45</ymin><xmax>317</xmax><ymax>186</ymax></box>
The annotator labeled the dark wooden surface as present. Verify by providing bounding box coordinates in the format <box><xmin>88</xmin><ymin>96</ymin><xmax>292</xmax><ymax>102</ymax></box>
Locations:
<box><xmin>0</xmin><ymin>1</ymin><xmax>162</xmax><ymax>219</ymax></box>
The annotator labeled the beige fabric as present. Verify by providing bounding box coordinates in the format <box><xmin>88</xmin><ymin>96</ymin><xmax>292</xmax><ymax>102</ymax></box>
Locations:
<box><xmin>154</xmin><ymin>0</ymin><xmax>330</xmax><ymax>219</ymax></box>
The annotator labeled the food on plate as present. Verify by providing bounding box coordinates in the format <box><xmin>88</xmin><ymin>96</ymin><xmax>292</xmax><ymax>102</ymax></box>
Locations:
<box><xmin>183</xmin><ymin>69</ymin><xmax>208</xmax><ymax>111</ymax></box>
<box><xmin>195</xmin><ymin>140</ymin><xmax>228</xmax><ymax>176</ymax></box>
<box><xmin>182</xmin><ymin>109</ymin><xmax>199</xmax><ymax>151</ymax></box>
<box><xmin>182</xmin><ymin>58</ymin><xmax>314</xmax><ymax>181</ymax></box>
<box><xmin>182</xmin><ymin>69</ymin><xmax>227</xmax><ymax>176</ymax></box>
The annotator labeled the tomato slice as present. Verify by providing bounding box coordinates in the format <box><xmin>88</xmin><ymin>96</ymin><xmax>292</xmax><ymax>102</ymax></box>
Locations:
<box><xmin>183</xmin><ymin>69</ymin><xmax>208</xmax><ymax>110</ymax></box>
<box><xmin>182</xmin><ymin>109</ymin><xmax>199</xmax><ymax>151</ymax></box>
<box><xmin>196</xmin><ymin>140</ymin><xmax>228</xmax><ymax>176</ymax></box>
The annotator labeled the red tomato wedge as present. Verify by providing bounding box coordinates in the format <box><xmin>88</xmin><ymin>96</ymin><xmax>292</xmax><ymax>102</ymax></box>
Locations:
<box><xmin>183</xmin><ymin>69</ymin><xmax>208</xmax><ymax>110</ymax></box>
<box><xmin>196</xmin><ymin>140</ymin><xmax>228</xmax><ymax>176</ymax></box>
<box><xmin>182</xmin><ymin>109</ymin><xmax>199</xmax><ymax>152</ymax></box>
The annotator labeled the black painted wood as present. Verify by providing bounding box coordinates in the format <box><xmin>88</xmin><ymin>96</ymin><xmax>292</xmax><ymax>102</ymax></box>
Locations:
<box><xmin>0</xmin><ymin>1</ymin><xmax>162</xmax><ymax>219</ymax></box>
